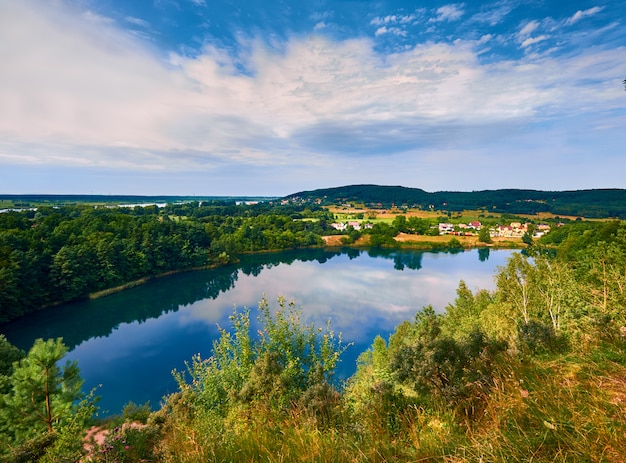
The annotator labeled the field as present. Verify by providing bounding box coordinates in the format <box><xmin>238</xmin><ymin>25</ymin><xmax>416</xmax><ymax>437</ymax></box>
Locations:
<box><xmin>327</xmin><ymin>205</ymin><xmax>585</xmax><ymax>223</ymax></box>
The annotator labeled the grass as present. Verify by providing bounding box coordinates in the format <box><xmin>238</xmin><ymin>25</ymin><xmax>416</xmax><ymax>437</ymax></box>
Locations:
<box><xmin>460</xmin><ymin>344</ymin><xmax>626</xmax><ymax>462</ymax></box>
<box><xmin>322</xmin><ymin>233</ymin><xmax>523</xmax><ymax>249</ymax></box>
<box><xmin>146</xmin><ymin>339</ymin><xmax>626</xmax><ymax>463</ymax></box>
<box><xmin>326</xmin><ymin>206</ymin><xmax>590</xmax><ymax>224</ymax></box>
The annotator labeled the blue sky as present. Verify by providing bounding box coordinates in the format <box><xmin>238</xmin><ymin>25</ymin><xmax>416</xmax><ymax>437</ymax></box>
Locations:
<box><xmin>1</xmin><ymin>0</ymin><xmax>624</xmax><ymax>196</ymax></box>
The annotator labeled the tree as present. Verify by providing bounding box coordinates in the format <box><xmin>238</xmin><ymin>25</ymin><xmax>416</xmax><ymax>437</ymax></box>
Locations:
<box><xmin>579</xmin><ymin>240</ymin><xmax>626</xmax><ymax>326</ymax></box>
<box><xmin>0</xmin><ymin>335</ymin><xmax>25</xmax><ymax>395</ymax></box>
<box><xmin>522</xmin><ymin>231</ymin><xmax>534</xmax><ymax>246</ymax></box>
<box><xmin>1</xmin><ymin>338</ymin><xmax>84</xmax><ymax>441</ymax></box>
<box><xmin>496</xmin><ymin>252</ymin><xmax>535</xmax><ymax>325</ymax></box>
<box><xmin>392</xmin><ymin>215</ymin><xmax>407</xmax><ymax>233</ymax></box>
<box><xmin>478</xmin><ymin>227</ymin><xmax>492</xmax><ymax>244</ymax></box>
<box><xmin>368</xmin><ymin>223</ymin><xmax>397</xmax><ymax>247</ymax></box>
<box><xmin>389</xmin><ymin>306</ymin><xmax>506</xmax><ymax>404</ymax></box>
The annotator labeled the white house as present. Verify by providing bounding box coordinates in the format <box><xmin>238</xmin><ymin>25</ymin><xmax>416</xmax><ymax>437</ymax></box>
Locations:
<box><xmin>438</xmin><ymin>223</ymin><xmax>455</xmax><ymax>234</ymax></box>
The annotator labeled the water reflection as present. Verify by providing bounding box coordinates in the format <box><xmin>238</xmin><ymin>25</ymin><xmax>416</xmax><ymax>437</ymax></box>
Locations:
<box><xmin>1</xmin><ymin>247</ymin><xmax>515</xmax><ymax>415</ymax></box>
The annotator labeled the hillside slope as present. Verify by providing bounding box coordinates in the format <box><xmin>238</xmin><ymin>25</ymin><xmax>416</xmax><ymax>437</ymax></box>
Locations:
<box><xmin>284</xmin><ymin>184</ymin><xmax>626</xmax><ymax>218</ymax></box>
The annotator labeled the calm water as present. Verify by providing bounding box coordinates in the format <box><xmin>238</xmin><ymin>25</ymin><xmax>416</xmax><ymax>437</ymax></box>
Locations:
<box><xmin>1</xmin><ymin>247</ymin><xmax>515</xmax><ymax>416</ymax></box>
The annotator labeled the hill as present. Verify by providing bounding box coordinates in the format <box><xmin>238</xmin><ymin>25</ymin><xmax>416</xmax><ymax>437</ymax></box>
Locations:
<box><xmin>284</xmin><ymin>184</ymin><xmax>626</xmax><ymax>218</ymax></box>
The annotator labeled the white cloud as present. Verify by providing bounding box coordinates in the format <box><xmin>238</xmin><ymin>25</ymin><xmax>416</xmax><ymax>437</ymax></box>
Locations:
<box><xmin>520</xmin><ymin>35</ymin><xmax>549</xmax><ymax>48</ymax></box>
<box><xmin>430</xmin><ymin>4</ymin><xmax>465</xmax><ymax>22</ymax></box>
<box><xmin>566</xmin><ymin>6</ymin><xmax>603</xmax><ymax>25</ymax></box>
<box><xmin>519</xmin><ymin>20</ymin><xmax>539</xmax><ymax>37</ymax></box>
<box><xmin>471</xmin><ymin>3</ymin><xmax>513</xmax><ymax>26</ymax></box>
<box><xmin>371</xmin><ymin>14</ymin><xmax>416</xmax><ymax>26</ymax></box>
<box><xmin>516</xmin><ymin>20</ymin><xmax>550</xmax><ymax>49</ymax></box>
<box><xmin>374</xmin><ymin>26</ymin><xmax>407</xmax><ymax>37</ymax></box>
<box><xmin>0</xmin><ymin>0</ymin><xmax>624</xmax><ymax>180</ymax></box>
<box><xmin>125</xmin><ymin>16</ymin><xmax>150</xmax><ymax>27</ymax></box>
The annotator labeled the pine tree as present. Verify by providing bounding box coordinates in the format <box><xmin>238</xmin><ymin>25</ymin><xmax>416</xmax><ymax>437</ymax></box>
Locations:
<box><xmin>1</xmin><ymin>338</ymin><xmax>83</xmax><ymax>442</ymax></box>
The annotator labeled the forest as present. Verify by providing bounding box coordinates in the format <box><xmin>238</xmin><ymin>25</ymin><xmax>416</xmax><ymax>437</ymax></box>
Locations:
<box><xmin>286</xmin><ymin>184</ymin><xmax>626</xmax><ymax>217</ymax></box>
<box><xmin>0</xmin><ymin>201</ymin><xmax>330</xmax><ymax>323</ymax></box>
<box><xmin>0</xmin><ymin>201</ymin><xmax>625</xmax><ymax>462</ymax></box>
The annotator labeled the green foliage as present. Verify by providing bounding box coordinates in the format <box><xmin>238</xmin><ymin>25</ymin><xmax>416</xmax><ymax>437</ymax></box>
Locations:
<box><xmin>1</xmin><ymin>338</ymin><xmax>84</xmax><ymax>441</ymax></box>
<box><xmin>0</xmin><ymin>338</ymin><xmax>97</xmax><ymax>463</ymax></box>
<box><xmin>0</xmin><ymin>202</ymin><xmax>327</xmax><ymax>323</ymax></box>
<box><xmin>173</xmin><ymin>297</ymin><xmax>347</xmax><ymax>418</ymax></box>
<box><xmin>478</xmin><ymin>226</ymin><xmax>492</xmax><ymax>243</ymax></box>
<box><xmin>442</xmin><ymin>281</ymin><xmax>493</xmax><ymax>340</ymax></box>
<box><xmin>447</xmin><ymin>237</ymin><xmax>463</xmax><ymax>249</ymax></box>
<box><xmin>389</xmin><ymin>308</ymin><xmax>506</xmax><ymax>406</ymax></box>
<box><xmin>367</xmin><ymin>222</ymin><xmax>398</xmax><ymax>247</ymax></box>
<box><xmin>392</xmin><ymin>214</ymin><xmax>408</xmax><ymax>233</ymax></box>
<box><xmin>121</xmin><ymin>401</ymin><xmax>152</xmax><ymax>424</ymax></box>
<box><xmin>0</xmin><ymin>335</ymin><xmax>25</xmax><ymax>394</ymax></box>
<box><xmin>286</xmin><ymin>184</ymin><xmax>626</xmax><ymax>217</ymax></box>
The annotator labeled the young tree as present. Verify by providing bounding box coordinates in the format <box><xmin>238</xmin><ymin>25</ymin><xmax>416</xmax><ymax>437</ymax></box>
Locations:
<box><xmin>495</xmin><ymin>252</ymin><xmax>535</xmax><ymax>325</ymax></box>
<box><xmin>1</xmin><ymin>338</ymin><xmax>84</xmax><ymax>441</ymax></box>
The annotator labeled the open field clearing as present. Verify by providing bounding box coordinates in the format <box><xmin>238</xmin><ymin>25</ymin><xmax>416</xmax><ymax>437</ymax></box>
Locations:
<box><xmin>326</xmin><ymin>205</ymin><xmax>588</xmax><ymax>222</ymax></box>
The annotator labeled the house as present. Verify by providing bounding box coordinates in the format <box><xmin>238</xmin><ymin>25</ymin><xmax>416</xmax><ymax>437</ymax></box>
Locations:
<box><xmin>438</xmin><ymin>223</ymin><xmax>455</xmax><ymax>235</ymax></box>
<box><xmin>497</xmin><ymin>225</ymin><xmax>513</xmax><ymax>237</ymax></box>
<box><xmin>469</xmin><ymin>221</ymin><xmax>482</xmax><ymax>229</ymax></box>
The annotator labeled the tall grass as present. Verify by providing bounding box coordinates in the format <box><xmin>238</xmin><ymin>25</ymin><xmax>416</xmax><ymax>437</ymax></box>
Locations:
<box><xmin>150</xmin><ymin>340</ymin><xmax>625</xmax><ymax>463</ymax></box>
<box><xmin>460</xmin><ymin>344</ymin><xmax>626</xmax><ymax>462</ymax></box>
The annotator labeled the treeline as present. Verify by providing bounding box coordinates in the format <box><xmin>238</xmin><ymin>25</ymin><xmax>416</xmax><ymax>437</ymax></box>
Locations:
<box><xmin>286</xmin><ymin>184</ymin><xmax>626</xmax><ymax>217</ymax></box>
<box><xmin>1</xmin><ymin>219</ymin><xmax>625</xmax><ymax>462</ymax></box>
<box><xmin>0</xmin><ymin>194</ymin><xmax>275</xmax><ymax>208</ymax></box>
<box><xmin>0</xmin><ymin>201</ymin><xmax>331</xmax><ymax>323</ymax></box>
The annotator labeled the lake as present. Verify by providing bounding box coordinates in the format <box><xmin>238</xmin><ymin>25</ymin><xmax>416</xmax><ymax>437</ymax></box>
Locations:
<box><xmin>1</xmin><ymin>247</ymin><xmax>515</xmax><ymax>416</ymax></box>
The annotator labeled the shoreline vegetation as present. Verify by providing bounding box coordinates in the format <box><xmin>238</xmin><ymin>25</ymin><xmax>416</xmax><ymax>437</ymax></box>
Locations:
<box><xmin>88</xmin><ymin>236</ymin><xmax>524</xmax><ymax>301</ymax></box>
<box><xmin>1</xmin><ymin>191</ymin><xmax>625</xmax><ymax>462</ymax></box>
<box><xmin>88</xmin><ymin>240</ymin><xmax>521</xmax><ymax>301</ymax></box>
<box><xmin>87</xmin><ymin>262</ymin><xmax>234</xmax><ymax>300</ymax></box>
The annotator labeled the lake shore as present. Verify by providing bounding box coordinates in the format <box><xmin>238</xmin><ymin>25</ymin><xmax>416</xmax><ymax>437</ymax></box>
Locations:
<box><xmin>321</xmin><ymin>233</ymin><xmax>523</xmax><ymax>249</ymax></box>
<box><xmin>88</xmin><ymin>263</ymin><xmax>230</xmax><ymax>300</ymax></box>
<box><xmin>88</xmin><ymin>235</ymin><xmax>522</xmax><ymax>301</ymax></box>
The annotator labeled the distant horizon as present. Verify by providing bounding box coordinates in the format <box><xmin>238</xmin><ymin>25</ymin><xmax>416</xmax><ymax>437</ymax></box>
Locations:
<box><xmin>2</xmin><ymin>184</ymin><xmax>626</xmax><ymax>199</ymax></box>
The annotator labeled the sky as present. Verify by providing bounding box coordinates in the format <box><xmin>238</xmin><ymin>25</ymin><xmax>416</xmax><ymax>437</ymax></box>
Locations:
<box><xmin>1</xmin><ymin>0</ymin><xmax>625</xmax><ymax>196</ymax></box>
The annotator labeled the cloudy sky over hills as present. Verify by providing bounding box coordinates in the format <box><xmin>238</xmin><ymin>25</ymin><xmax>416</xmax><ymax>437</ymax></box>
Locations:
<box><xmin>1</xmin><ymin>0</ymin><xmax>624</xmax><ymax>195</ymax></box>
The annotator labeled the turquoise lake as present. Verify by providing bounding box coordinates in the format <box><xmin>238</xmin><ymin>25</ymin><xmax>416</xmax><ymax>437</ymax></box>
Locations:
<box><xmin>1</xmin><ymin>247</ymin><xmax>515</xmax><ymax>416</ymax></box>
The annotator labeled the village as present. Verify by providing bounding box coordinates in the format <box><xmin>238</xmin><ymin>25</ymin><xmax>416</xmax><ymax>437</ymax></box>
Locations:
<box><xmin>330</xmin><ymin>218</ymin><xmax>553</xmax><ymax>238</ymax></box>
<box><xmin>436</xmin><ymin>220</ymin><xmax>552</xmax><ymax>238</ymax></box>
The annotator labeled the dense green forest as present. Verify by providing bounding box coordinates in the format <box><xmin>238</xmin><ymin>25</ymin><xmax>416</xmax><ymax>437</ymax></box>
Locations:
<box><xmin>286</xmin><ymin>184</ymin><xmax>626</xmax><ymax>217</ymax></box>
<box><xmin>0</xmin><ymin>204</ymin><xmax>625</xmax><ymax>461</ymax></box>
<box><xmin>0</xmin><ymin>201</ymin><xmax>331</xmax><ymax>323</ymax></box>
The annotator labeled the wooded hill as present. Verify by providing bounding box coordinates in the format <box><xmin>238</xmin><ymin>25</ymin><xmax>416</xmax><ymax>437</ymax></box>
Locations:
<box><xmin>284</xmin><ymin>184</ymin><xmax>626</xmax><ymax>218</ymax></box>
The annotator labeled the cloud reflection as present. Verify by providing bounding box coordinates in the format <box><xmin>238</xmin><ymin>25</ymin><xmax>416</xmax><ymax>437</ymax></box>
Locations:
<box><xmin>181</xmin><ymin>249</ymin><xmax>513</xmax><ymax>344</ymax></box>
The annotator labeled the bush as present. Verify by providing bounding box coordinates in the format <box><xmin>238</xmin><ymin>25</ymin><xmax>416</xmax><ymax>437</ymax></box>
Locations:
<box><xmin>172</xmin><ymin>296</ymin><xmax>347</xmax><ymax>416</ymax></box>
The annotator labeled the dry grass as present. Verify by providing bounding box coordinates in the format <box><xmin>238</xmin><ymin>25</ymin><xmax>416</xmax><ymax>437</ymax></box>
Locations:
<box><xmin>322</xmin><ymin>233</ymin><xmax>522</xmax><ymax>248</ymax></box>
